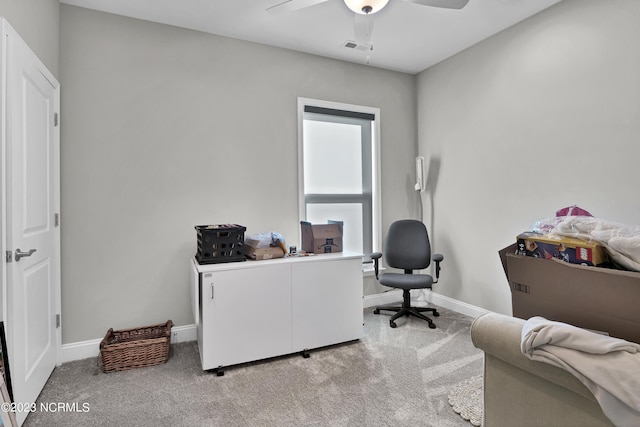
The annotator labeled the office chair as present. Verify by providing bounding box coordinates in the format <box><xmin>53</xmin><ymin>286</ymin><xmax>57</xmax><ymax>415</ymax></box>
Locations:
<box><xmin>371</xmin><ymin>219</ymin><xmax>444</xmax><ymax>329</ymax></box>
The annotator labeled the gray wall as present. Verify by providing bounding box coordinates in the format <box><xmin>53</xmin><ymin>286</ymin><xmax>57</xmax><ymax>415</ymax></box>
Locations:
<box><xmin>59</xmin><ymin>5</ymin><xmax>417</xmax><ymax>343</ymax></box>
<box><xmin>417</xmin><ymin>0</ymin><xmax>640</xmax><ymax>314</ymax></box>
<box><xmin>0</xmin><ymin>0</ymin><xmax>59</xmax><ymax>76</ymax></box>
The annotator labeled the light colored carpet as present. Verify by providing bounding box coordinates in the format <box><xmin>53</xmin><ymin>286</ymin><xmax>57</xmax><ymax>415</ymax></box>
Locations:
<box><xmin>24</xmin><ymin>306</ymin><xmax>482</xmax><ymax>426</ymax></box>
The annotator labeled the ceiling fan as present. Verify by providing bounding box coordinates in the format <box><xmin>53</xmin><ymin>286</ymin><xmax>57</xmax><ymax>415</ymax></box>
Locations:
<box><xmin>267</xmin><ymin>0</ymin><xmax>469</xmax><ymax>50</ymax></box>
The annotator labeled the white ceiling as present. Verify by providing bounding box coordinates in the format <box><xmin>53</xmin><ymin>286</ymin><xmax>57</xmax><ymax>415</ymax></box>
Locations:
<box><xmin>59</xmin><ymin>0</ymin><xmax>563</xmax><ymax>74</ymax></box>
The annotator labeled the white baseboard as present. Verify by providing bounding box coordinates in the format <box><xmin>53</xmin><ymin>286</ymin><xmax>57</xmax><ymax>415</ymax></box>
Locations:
<box><xmin>363</xmin><ymin>289</ymin><xmax>488</xmax><ymax>319</ymax></box>
<box><xmin>61</xmin><ymin>293</ymin><xmax>487</xmax><ymax>364</ymax></box>
<box><xmin>363</xmin><ymin>289</ymin><xmax>403</xmax><ymax>308</ymax></box>
<box><xmin>423</xmin><ymin>290</ymin><xmax>489</xmax><ymax>319</ymax></box>
<box><xmin>60</xmin><ymin>323</ymin><xmax>198</xmax><ymax>364</ymax></box>
<box><xmin>60</xmin><ymin>338</ymin><xmax>102</xmax><ymax>364</ymax></box>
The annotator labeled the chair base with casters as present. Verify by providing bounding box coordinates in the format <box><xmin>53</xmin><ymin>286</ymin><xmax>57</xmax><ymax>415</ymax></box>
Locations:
<box><xmin>370</xmin><ymin>219</ymin><xmax>444</xmax><ymax>329</ymax></box>
<box><xmin>374</xmin><ymin>289</ymin><xmax>440</xmax><ymax>329</ymax></box>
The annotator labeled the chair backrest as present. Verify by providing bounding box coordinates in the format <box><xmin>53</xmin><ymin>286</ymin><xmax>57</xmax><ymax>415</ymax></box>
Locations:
<box><xmin>384</xmin><ymin>219</ymin><xmax>431</xmax><ymax>271</ymax></box>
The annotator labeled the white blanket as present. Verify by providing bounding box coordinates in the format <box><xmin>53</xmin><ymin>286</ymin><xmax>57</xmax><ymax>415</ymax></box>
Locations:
<box><xmin>551</xmin><ymin>216</ymin><xmax>640</xmax><ymax>271</ymax></box>
<box><xmin>521</xmin><ymin>317</ymin><xmax>640</xmax><ymax>427</ymax></box>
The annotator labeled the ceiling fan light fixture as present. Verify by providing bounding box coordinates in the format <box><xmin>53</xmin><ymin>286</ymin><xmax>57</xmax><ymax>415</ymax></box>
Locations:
<box><xmin>344</xmin><ymin>0</ymin><xmax>389</xmax><ymax>14</ymax></box>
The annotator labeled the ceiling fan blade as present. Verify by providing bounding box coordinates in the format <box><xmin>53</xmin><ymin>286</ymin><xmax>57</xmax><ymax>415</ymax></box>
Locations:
<box><xmin>266</xmin><ymin>0</ymin><xmax>331</xmax><ymax>14</ymax></box>
<box><xmin>404</xmin><ymin>0</ymin><xmax>470</xmax><ymax>10</ymax></box>
<box><xmin>354</xmin><ymin>13</ymin><xmax>374</xmax><ymax>46</ymax></box>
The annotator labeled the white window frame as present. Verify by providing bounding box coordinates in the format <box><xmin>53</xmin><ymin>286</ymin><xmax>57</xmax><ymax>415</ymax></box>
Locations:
<box><xmin>297</xmin><ymin>97</ymin><xmax>382</xmax><ymax>257</ymax></box>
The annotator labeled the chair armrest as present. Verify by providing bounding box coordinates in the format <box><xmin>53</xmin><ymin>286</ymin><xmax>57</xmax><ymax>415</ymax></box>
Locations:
<box><xmin>370</xmin><ymin>252</ymin><xmax>382</xmax><ymax>279</ymax></box>
<box><xmin>432</xmin><ymin>253</ymin><xmax>443</xmax><ymax>280</ymax></box>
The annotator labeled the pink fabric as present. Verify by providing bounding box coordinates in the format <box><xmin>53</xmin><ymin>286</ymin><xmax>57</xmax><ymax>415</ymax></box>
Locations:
<box><xmin>556</xmin><ymin>205</ymin><xmax>593</xmax><ymax>217</ymax></box>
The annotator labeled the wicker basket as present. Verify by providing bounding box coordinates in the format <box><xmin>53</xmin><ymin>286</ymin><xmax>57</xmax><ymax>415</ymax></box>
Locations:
<box><xmin>99</xmin><ymin>320</ymin><xmax>173</xmax><ymax>373</ymax></box>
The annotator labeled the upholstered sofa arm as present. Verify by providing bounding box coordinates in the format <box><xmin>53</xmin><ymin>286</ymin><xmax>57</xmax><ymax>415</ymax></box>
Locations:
<box><xmin>471</xmin><ymin>312</ymin><xmax>595</xmax><ymax>401</ymax></box>
<box><xmin>471</xmin><ymin>312</ymin><xmax>613</xmax><ymax>427</ymax></box>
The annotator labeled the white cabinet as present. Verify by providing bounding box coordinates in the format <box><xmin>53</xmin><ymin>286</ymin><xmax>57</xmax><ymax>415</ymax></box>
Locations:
<box><xmin>191</xmin><ymin>253</ymin><xmax>363</xmax><ymax>373</ymax></box>
<box><xmin>198</xmin><ymin>264</ymin><xmax>292</xmax><ymax>369</ymax></box>
<box><xmin>291</xmin><ymin>259</ymin><xmax>362</xmax><ymax>352</ymax></box>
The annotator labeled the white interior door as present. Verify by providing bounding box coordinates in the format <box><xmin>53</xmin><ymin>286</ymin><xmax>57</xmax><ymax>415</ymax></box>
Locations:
<box><xmin>3</xmin><ymin>20</ymin><xmax>61</xmax><ymax>426</ymax></box>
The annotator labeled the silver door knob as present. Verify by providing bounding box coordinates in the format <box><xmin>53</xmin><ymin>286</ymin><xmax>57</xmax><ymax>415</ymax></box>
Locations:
<box><xmin>15</xmin><ymin>248</ymin><xmax>36</xmax><ymax>261</ymax></box>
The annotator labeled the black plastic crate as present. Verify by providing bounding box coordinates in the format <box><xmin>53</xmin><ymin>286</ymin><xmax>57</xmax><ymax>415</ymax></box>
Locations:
<box><xmin>195</xmin><ymin>224</ymin><xmax>246</xmax><ymax>264</ymax></box>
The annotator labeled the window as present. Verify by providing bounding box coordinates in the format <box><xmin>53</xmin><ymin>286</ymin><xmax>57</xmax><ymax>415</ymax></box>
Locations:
<box><xmin>298</xmin><ymin>98</ymin><xmax>381</xmax><ymax>258</ymax></box>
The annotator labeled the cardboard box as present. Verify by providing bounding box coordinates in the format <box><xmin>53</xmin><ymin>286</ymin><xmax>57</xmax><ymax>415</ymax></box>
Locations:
<box><xmin>300</xmin><ymin>221</ymin><xmax>343</xmax><ymax>254</ymax></box>
<box><xmin>499</xmin><ymin>243</ymin><xmax>640</xmax><ymax>344</ymax></box>
<box><xmin>244</xmin><ymin>239</ymin><xmax>285</xmax><ymax>260</ymax></box>
<box><xmin>516</xmin><ymin>232</ymin><xmax>607</xmax><ymax>266</ymax></box>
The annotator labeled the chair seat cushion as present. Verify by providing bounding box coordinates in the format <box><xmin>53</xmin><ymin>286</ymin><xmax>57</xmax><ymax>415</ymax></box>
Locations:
<box><xmin>379</xmin><ymin>272</ymin><xmax>433</xmax><ymax>290</ymax></box>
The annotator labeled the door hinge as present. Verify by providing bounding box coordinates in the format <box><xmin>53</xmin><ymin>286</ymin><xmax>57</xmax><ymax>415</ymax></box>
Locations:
<box><xmin>54</xmin><ymin>112</ymin><xmax>59</xmax><ymax>127</ymax></box>
<box><xmin>54</xmin><ymin>213</ymin><xmax>60</xmax><ymax>227</ymax></box>
<box><xmin>5</xmin><ymin>251</ymin><xmax>12</xmax><ymax>263</ymax></box>
<box><xmin>56</xmin><ymin>314</ymin><xmax>61</xmax><ymax>328</ymax></box>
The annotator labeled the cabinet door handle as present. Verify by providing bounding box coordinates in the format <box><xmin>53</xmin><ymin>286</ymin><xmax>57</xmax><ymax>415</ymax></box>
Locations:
<box><xmin>211</xmin><ymin>284</ymin><xmax>214</xmax><ymax>299</ymax></box>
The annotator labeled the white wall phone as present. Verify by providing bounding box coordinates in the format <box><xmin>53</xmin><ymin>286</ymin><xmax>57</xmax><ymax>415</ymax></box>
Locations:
<box><xmin>415</xmin><ymin>156</ymin><xmax>426</xmax><ymax>192</ymax></box>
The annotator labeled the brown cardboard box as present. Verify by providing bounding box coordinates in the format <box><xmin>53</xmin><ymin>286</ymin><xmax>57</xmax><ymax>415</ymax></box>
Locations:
<box><xmin>499</xmin><ymin>243</ymin><xmax>640</xmax><ymax>344</ymax></box>
<box><xmin>244</xmin><ymin>239</ymin><xmax>285</xmax><ymax>260</ymax></box>
<box><xmin>300</xmin><ymin>221</ymin><xmax>343</xmax><ymax>254</ymax></box>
